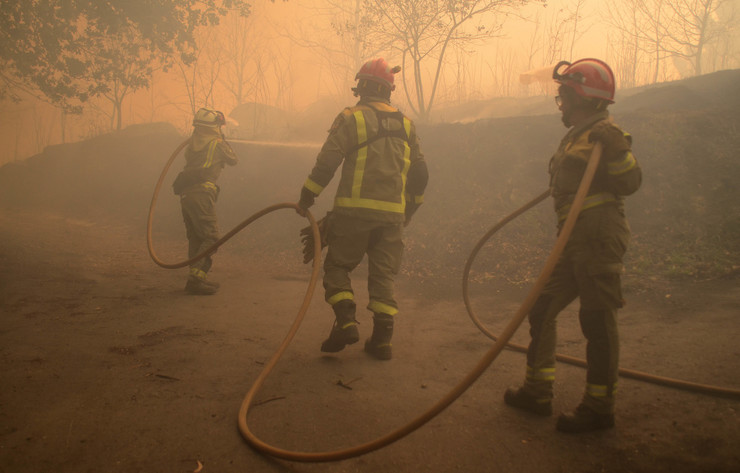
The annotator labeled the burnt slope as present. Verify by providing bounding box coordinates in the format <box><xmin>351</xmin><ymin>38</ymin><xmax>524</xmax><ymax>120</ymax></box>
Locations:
<box><xmin>1</xmin><ymin>72</ymin><xmax>738</xmax><ymax>291</ymax></box>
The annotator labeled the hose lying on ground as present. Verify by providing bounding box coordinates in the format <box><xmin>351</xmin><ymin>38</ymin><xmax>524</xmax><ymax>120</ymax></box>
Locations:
<box><xmin>148</xmin><ymin>140</ymin><xmax>609</xmax><ymax>462</ymax></box>
<box><xmin>149</xmin><ymin>140</ymin><xmax>737</xmax><ymax>464</ymax></box>
<box><xmin>461</xmin><ymin>183</ymin><xmax>740</xmax><ymax>401</ymax></box>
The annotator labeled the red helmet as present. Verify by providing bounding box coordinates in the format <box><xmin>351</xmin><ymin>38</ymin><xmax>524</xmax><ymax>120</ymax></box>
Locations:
<box><xmin>552</xmin><ymin>58</ymin><xmax>615</xmax><ymax>103</ymax></box>
<box><xmin>355</xmin><ymin>58</ymin><xmax>401</xmax><ymax>91</ymax></box>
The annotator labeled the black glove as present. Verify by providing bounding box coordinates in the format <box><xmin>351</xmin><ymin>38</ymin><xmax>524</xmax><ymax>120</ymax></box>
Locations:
<box><xmin>404</xmin><ymin>201</ymin><xmax>420</xmax><ymax>227</ymax></box>
<box><xmin>588</xmin><ymin>121</ymin><xmax>631</xmax><ymax>159</ymax></box>
<box><xmin>297</xmin><ymin>187</ymin><xmax>316</xmax><ymax>215</ymax></box>
<box><xmin>299</xmin><ymin>212</ymin><xmax>330</xmax><ymax>264</ymax></box>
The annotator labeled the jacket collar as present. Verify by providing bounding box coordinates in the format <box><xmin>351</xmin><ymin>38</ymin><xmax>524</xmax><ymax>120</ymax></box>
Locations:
<box><xmin>568</xmin><ymin>110</ymin><xmax>610</xmax><ymax>140</ymax></box>
<box><xmin>358</xmin><ymin>95</ymin><xmax>391</xmax><ymax>106</ymax></box>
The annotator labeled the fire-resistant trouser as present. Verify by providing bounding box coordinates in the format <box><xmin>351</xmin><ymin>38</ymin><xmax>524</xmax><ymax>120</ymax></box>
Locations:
<box><xmin>323</xmin><ymin>213</ymin><xmax>404</xmax><ymax>317</ymax></box>
<box><xmin>523</xmin><ymin>204</ymin><xmax>630</xmax><ymax>414</ymax></box>
<box><xmin>180</xmin><ymin>188</ymin><xmax>220</xmax><ymax>279</ymax></box>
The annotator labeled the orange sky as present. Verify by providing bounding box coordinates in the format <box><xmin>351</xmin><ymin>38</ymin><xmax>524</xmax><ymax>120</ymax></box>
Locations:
<box><xmin>0</xmin><ymin>0</ymin><xmax>688</xmax><ymax>165</ymax></box>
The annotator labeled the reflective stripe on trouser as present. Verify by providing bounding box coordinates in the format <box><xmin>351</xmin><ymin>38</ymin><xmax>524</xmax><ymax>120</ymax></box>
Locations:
<box><xmin>584</xmin><ymin>381</ymin><xmax>619</xmax><ymax>414</ymax></box>
<box><xmin>323</xmin><ymin>214</ymin><xmax>403</xmax><ymax>315</ymax></box>
<box><xmin>181</xmin><ymin>190</ymin><xmax>219</xmax><ymax>275</ymax></box>
<box><xmin>524</xmin><ymin>207</ymin><xmax>628</xmax><ymax>412</ymax></box>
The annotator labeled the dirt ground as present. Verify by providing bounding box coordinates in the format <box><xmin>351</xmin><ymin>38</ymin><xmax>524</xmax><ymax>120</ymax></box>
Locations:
<box><xmin>1</xmin><ymin>209</ymin><xmax>739</xmax><ymax>473</ymax></box>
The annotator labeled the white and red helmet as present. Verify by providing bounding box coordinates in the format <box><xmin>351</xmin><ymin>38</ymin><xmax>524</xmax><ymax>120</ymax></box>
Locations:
<box><xmin>355</xmin><ymin>58</ymin><xmax>401</xmax><ymax>91</ymax></box>
<box><xmin>552</xmin><ymin>58</ymin><xmax>615</xmax><ymax>103</ymax></box>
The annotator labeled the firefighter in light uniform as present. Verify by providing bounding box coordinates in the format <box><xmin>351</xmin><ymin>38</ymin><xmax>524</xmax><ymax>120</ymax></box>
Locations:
<box><xmin>503</xmin><ymin>59</ymin><xmax>642</xmax><ymax>432</ymax></box>
<box><xmin>175</xmin><ymin>107</ymin><xmax>238</xmax><ymax>295</ymax></box>
<box><xmin>297</xmin><ymin>58</ymin><xmax>428</xmax><ymax>360</ymax></box>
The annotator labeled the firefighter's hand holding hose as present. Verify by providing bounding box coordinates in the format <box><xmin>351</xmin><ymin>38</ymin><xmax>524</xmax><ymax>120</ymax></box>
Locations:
<box><xmin>296</xmin><ymin>187</ymin><xmax>316</xmax><ymax>217</ymax></box>
<box><xmin>588</xmin><ymin>121</ymin><xmax>631</xmax><ymax>159</ymax></box>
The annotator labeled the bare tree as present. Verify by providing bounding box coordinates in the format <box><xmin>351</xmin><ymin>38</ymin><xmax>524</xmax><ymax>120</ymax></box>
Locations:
<box><xmin>271</xmin><ymin>0</ymin><xmax>391</xmax><ymax>100</ymax></box>
<box><xmin>661</xmin><ymin>0</ymin><xmax>734</xmax><ymax>76</ymax></box>
<box><xmin>703</xmin><ymin>0</ymin><xmax>740</xmax><ymax>70</ymax></box>
<box><xmin>363</xmin><ymin>0</ymin><xmax>543</xmax><ymax>122</ymax></box>
<box><xmin>566</xmin><ymin>0</ymin><xmax>591</xmax><ymax>60</ymax></box>
<box><xmin>542</xmin><ymin>6</ymin><xmax>573</xmax><ymax>65</ymax></box>
<box><xmin>516</xmin><ymin>4</ymin><xmax>581</xmax><ymax>97</ymax></box>
<box><xmin>216</xmin><ymin>12</ymin><xmax>267</xmax><ymax>108</ymax></box>
<box><xmin>602</xmin><ymin>0</ymin><xmax>671</xmax><ymax>85</ymax></box>
<box><xmin>174</xmin><ymin>27</ymin><xmax>226</xmax><ymax>115</ymax></box>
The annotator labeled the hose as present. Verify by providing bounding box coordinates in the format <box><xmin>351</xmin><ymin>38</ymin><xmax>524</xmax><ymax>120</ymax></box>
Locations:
<box><xmin>234</xmin><ymin>144</ymin><xmax>610</xmax><ymax>461</ymax></box>
<box><xmin>145</xmin><ymin>139</ymin><xmax>319</xmax><ymax>271</ymax></box>
<box><xmin>147</xmin><ymin>140</ymin><xmax>606</xmax><ymax>462</ymax></box>
<box><xmin>150</xmin><ymin>138</ymin><xmax>737</xmax><ymax>466</ymax></box>
<box><xmin>461</xmin><ymin>161</ymin><xmax>740</xmax><ymax>400</ymax></box>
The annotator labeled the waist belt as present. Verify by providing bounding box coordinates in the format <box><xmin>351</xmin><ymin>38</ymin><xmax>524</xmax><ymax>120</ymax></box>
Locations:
<box><xmin>557</xmin><ymin>192</ymin><xmax>617</xmax><ymax>222</ymax></box>
<box><xmin>201</xmin><ymin>181</ymin><xmax>218</xmax><ymax>192</ymax></box>
<box><xmin>180</xmin><ymin>181</ymin><xmax>219</xmax><ymax>197</ymax></box>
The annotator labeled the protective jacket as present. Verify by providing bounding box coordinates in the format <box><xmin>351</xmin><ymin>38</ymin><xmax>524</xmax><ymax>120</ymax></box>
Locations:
<box><xmin>549</xmin><ymin>111</ymin><xmax>641</xmax><ymax>226</ymax></box>
<box><xmin>177</xmin><ymin>127</ymin><xmax>237</xmax><ymax>282</ymax></box>
<box><xmin>302</xmin><ymin>96</ymin><xmax>427</xmax><ymax>223</ymax></box>
<box><xmin>522</xmin><ymin>110</ymin><xmax>643</xmax><ymax>415</ymax></box>
<box><xmin>175</xmin><ymin>127</ymin><xmax>238</xmax><ymax>195</ymax></box>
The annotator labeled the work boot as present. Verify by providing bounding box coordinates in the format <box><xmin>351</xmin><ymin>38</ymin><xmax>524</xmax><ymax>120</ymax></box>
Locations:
<box><xmin>364</xmin><ymin>313</ymin><xmax>394</xmax><ymax>360</ymax></box>
<box><xmin>556</xmin><ymin>404</ymin><xmax>614</xmax><ymax>433</ymax></box>
<box><xmin>320</xmin><ymin>300</ymin><xmax>359</xmax><ymax>353</ymax></box>
<box><xmin>503</xmin><ymin>386</ymin><xmax>552</xmax><ymax>416</ymax></box>
<box><xmin>185</xmin><ymin>276</ymin><xmax>219</xmax><ymax>295</ymax></box>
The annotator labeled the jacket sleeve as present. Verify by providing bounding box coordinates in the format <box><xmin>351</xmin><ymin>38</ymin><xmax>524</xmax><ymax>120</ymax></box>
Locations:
<box><xmin>217</xmin><ymin>141</ymin><xmax>238</xmax><ymax>166</ymax></box>
<box><xmin>604</xmin><ymin>131</ymin><xmax>641</xmax><ymax>196</ymax></box>
<box><xmin>303</xmin><ymin>110</ymin><xmax>353</xmax><ymax>196</ymax></box>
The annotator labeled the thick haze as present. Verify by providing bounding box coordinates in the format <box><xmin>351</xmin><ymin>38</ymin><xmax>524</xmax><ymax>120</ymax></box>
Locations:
<box><xmin>1</xmin><ymin>0</ymin><xmax>739</xmax><ymax>165</ymax></box>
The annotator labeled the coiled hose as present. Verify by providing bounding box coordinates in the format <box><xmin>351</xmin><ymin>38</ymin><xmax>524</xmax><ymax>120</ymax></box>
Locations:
<box><xmin>461</xmin><ymin>172</ymin><xmax>740</xmax><ymax>401</ymax></box>
<box><xmin>148</xmin><ymin>140</ymin><xmax>737</xmax><ymax>464</ymax></box>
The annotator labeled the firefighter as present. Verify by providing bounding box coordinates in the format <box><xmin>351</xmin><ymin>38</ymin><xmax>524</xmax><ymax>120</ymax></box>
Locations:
<box><xmin>503</xmin><ymin>59</ymin><xmax>642</xmax><ymax>432</ymax></box>
<box><xmin>296</xmin><ymin>58</ymin><xmax>428</xmax><ymax>360</ymax></box>
<box><xmin>173</xmin><ymin>107</ymin><xmax>238</xmax><ymax>295</ymax></box>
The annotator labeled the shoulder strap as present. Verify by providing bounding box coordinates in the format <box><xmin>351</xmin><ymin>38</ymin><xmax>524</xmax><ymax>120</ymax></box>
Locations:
<box><xmin>346</xmin><ymin>103</ymin><xmax>410</xmax><ymax>155</ymax></box>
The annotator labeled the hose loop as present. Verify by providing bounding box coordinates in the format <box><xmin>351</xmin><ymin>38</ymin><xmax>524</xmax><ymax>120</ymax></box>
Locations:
<box><xmin>235</xmin><ymin>144</ymin><xmax>608</xmax><ymax>461</ymax></box>
<box><xmin>149</xmin><ymin>139</ymin><xmax>738</xmax><ymax>465</ymax></box>
<box><xmin>462</xmin><ymin>148</ymin><xmax>740</xmax><ymax>400</ymax></box>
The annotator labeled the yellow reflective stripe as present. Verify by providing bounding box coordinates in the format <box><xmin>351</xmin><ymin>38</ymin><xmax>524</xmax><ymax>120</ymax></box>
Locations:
<box><xmin>558</xmin><ymin>192</ymin><xmax>617</xmax><ymax>222</ymax></box>
<box><xmin>526</xmin><ymin>366</ymin><xmax>555</xmax><ymax>382</ymax></box>
<box><xmin>352</xmin><ymin>110</ymin><xmax>368</xmax><ymax>199</ymax></box>
<box><xmin>203</xmin><ymin>140</ymin><xmax>218</xmax><ymax>168</ymax></box>
<box><xmin>400</xmin><ymin>124</ymin><xmax>411</xmax><ymax>207</ymax></box>
<box><xmin>304</xmin><ymin>178</ymin><xmax>324</xmax><ymax>195</ymax></box>
<box><xmin>335</xmin><ymin>111</ymin><xmax>410</xmax><ymax>214</ymax></box>
<box><xmin>335</xmin><ymin>197</ymin><xmax>404</xmax><ymax>213</ymax></box>
<box><xmin>202</xmin><ymin>181</ymin><xmax>218</xmax><ymax>192</ymax></box>
<box><xmin>368</xmin><ymin>300</ymin><xmax>398</xmax><ymax>316</ymax></box>
<box><xmin>608</xmin><ymin>151</ymin><xmax>637</xmax><ymax>175</ymax></box>
<box><xmin>586</xmin><ymin>383</ymin><xmax>617</xmax><ymax>397</ymax></box>
<box><xmin>327</xmin><ymin>291</ymin><xmax>354</xmax><ymax>305</ymax></box>
<box><xmin>414</xmin><ymin>195</ymin><xmax>424</xmax><ymax>204</ymax></box>
<box><xmin>189</xmin><ymin>267</ymin><xmax>207</xmax><ymax>279</ymax></box>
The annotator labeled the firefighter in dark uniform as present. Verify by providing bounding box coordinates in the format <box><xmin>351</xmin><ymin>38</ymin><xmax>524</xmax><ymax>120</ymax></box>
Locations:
<box><xmin>504</xmin><ymin>59</ymin><xmax>642</xmax><ymax>432</ymax></box>
<box><xmin>174</xmin><ymin>107</ymin><xmax>238</xmax><ymax>295</ymax></box>
<box><xmin>297</xmin><ymin>58</ymin><xmax>429</xmax><ymax>360</ymax></box>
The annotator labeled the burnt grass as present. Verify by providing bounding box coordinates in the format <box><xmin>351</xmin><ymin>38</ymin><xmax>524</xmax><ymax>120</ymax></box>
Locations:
<box><xmin>1</xmin><ymin>70</ymin><xmax>739</xmax><ymax>300</ymax></box>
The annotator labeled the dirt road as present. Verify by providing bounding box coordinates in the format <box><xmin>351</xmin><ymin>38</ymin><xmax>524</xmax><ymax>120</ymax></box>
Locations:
<box><xmin>1</xmin><ymin>209</ymin><xmax>738</xmax><ymax>473</ymax></box>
